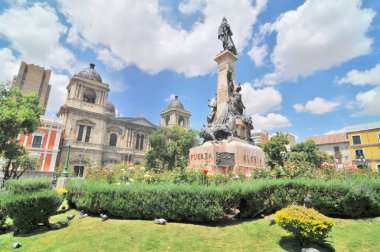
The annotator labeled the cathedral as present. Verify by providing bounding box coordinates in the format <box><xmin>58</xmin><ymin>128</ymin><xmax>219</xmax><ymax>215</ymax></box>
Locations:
<box><xmin>58</xmin><ymin>63</ymin><xmax>157</xmax><ymax>176</ymax></box>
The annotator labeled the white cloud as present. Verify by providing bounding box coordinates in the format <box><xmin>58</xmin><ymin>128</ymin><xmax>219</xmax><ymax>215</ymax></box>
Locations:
<box><xmin>165</xmin><ymin>93</ymin><xmax>176</xmax><ymax>102</ymax></box>
<box><xmin>252</xmin><ymin>113</ymin><xmax>291</xmax><ymax>131</ymax></box>
<box><xmin>252</xmin><ymin>0</ymin><xmax>374</xmax><ymax>85</ymax></box>
<box><xmin>179</xmin><ymin>0</ymin><xmax>207</xmax><ymax>14</ymax></box>
<box><xmin>248</xmin><ymin>44</ymin><xmax>267</xmax><ymax>67</ymax></box>
<box><xmin>58</xmin><ymin>0</ymin><xmax>267</xmax><ymax>77</ymax></box>
<box><xmin>294</xmin><ymin>97</ymin><xmax>340</xmax><ymax>115</ymax></box>
<box><xmin>0</xmin><ymin>3</ymin><xmax>74</xmax><ymax>71</ymax></box>
<box><xmin>337</xmin><ymin>63</ymin><xmax>380</xmax><ymax>86</ymax></box>
<box><xmin>324</xmin><ymin>127</ymin><xmax>346</xmax><ymax>135</ymax></box>
<box><xmin>46</xmin><ymin>73</ymin><xmax>70</xmax><ymax>114</ymax></box>
<box><xmin>241</xmin><ymin>83</ymin><xmax>282</xmax><ymax>115</ymax></box>
<box><xmin>337</xmin><ymin>63</ymin><xmax>380</xmax><ymax>116</ymax></box>
<box><xmin>0</xmin><ymin>48</ymin><xmax>19</xmax><ymax>82</ymax></box>
<box><xmin>353</xmin><ymin>86</ymin><xmax>380</xmax><ymax>116</ymax></box>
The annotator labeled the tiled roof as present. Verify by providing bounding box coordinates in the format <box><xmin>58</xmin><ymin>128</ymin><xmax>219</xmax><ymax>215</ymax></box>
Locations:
<box><xmin>306</xmin><ymin>133</ymin><xmax>348</xmax><ymax>145</ymax></box>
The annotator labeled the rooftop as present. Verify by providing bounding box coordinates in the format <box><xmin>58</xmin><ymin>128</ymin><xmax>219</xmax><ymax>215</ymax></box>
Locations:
<box><xmin>306</xmin><ymin>133</ymin><xmax>348</xmax><ymax>145</ymax></box>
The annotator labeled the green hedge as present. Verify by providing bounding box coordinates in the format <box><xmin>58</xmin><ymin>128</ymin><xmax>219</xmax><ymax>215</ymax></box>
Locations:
<box><xmin>5</xmin><ymin>178</ymin><xmax>52</xmax><ymax>194</ymax></box>
<box><xmin>67</xmin><ymin>178</ymin><xmax>380</xmax><ymax>223</ymax></box>
<box><xmin>2</xmin><ymin>190</ymin><xmax>62</xmax><ymax>232</ymax></box>
<box><xmin>0</xmin><ymin>190</ymin><xmax>8</xmax><ymax>228</ymax></box>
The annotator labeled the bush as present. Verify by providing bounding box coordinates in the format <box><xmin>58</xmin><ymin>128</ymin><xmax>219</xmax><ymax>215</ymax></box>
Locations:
<box><xmin>67</xmin><ymin>178</ymin><xmax>380</xmax><ymax>223</ymax></box>
<box><xmin>0</xmin><ymin>190</ymin><xmax>8</xmax><ymax>228</ymax></box>
<box><xmin>5</xmin><ymin>178</ymin><xmax>52</xmax><ymax>194</ymax></box>
<box><xmin>2</xmin><ymin>190</ymin><xmax>62</xmax><ymax>232</ymax></box>
<box><xmin>67</xmin><ymin>180</ymin><xmax>227</xmax><ymax>223</ymax></box>
<box><xmin>275</xmin><ymin>205</ymin><xmax>334</xmax><ymax>246</ymax></box>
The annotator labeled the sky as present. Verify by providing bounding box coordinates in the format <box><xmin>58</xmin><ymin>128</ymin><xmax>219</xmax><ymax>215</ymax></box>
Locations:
<box><xmin>0</xmin><ymin>0</ymin><xmax>380</xmax><ymax>141</ymax></box>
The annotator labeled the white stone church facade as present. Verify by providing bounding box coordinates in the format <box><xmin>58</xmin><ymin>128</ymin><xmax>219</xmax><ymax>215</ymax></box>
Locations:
<box><xmin>58</xmin><ymin>64</ymin><xmax>156</xmax><ymax>176</ymax></box>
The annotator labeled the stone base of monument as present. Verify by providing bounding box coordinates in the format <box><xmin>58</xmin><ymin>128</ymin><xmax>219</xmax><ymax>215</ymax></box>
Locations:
<box><xmin>188</xmin><ymin>138</ymin><xmax>265</xmax><ymax>175</ymax></box>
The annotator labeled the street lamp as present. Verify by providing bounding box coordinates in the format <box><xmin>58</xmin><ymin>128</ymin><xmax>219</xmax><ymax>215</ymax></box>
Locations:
<box><xmin>61</xmin><ymin>138</ymin><xmax>73</xmax><ymax>177</ymax></box>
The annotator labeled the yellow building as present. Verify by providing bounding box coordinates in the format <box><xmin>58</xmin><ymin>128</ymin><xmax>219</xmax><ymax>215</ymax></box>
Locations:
<box><xmin>346</xmin><ymin>122</ymin><xmax>380</xmax><ymax>172</ymax></box>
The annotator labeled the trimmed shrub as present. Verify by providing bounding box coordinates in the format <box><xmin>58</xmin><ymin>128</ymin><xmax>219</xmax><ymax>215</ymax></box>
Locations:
<box><xmin>2</xmin><ymin>190</ymin><xmax>62</xmax><ymax>232</ymax></box>
<box><xmin>275</xmin><ymin>205</ymin><xmax>334</xmax><ymax>246</ymax></box>
<box><xmin>5</xmin><ymin>178</ymin><xmax>52</xmax><ymax>194</ymax></box>
<box><xmin>0</xmin><ymin>190</ymin><xmax>8</xmax><ymax>228</ymax></box>
<box><xmin>67</xmin><ymin>178</ymin><xmax>380</xmax><ymax>223</ymax></box>
<box><xmin>67</xmin><ymin>181</ymin><xmax>227</xmax><ymax>223</ymax></box>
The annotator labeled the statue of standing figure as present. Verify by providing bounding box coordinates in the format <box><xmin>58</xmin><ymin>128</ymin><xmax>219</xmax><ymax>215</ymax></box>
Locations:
<box><xmin>218</xmin><ymin>17</ymin><xmax>237</xmax><ymax>55</ymax></box>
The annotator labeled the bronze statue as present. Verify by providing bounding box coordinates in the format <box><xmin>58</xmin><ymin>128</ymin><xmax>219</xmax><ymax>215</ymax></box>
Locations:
<box><xmin>207</xmin><ymin>94</ymin><xmax>217</xmax><ymax>125</ymax></box>
<box><xmin>218</xmin><ymin>17</ymin><xmax>237</xmax><ymax>55</ymax></box>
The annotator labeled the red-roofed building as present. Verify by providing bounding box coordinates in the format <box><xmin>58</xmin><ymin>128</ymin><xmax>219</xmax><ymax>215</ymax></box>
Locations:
<box><xmin>306</xmin><ymin>133</ymin><xmax>351</xmax><ymax>170</ymax></box>
<box><xmin>18</xmin><ymin>116</ymin><xmax>64</xmax><ymax>172</ymax></box>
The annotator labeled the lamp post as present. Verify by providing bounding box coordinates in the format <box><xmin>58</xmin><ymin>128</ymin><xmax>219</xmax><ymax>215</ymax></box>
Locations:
<box><xmin>61</xmin><ymin>138</ymin><xmax>73</xmax><ymax>177</ymax></box>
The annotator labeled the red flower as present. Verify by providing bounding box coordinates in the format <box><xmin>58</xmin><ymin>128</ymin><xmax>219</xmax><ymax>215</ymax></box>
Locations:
<box><xmin>202</xmin><ymin>169</ymin><xmax>208</xmax><ymax>175</ymax></box>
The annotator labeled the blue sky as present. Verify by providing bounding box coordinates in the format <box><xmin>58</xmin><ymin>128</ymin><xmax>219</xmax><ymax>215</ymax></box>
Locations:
<box><xmin>0</xmin><ymin>0</ymin><xmax>380</xmax><ymax>141</ymax></box>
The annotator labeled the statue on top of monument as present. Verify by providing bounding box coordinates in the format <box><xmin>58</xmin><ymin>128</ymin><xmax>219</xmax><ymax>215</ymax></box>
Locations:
<box><xmin>218</xmin><ymin>17</ymin><xmax>237</xmax><ymax>55</ymax></box>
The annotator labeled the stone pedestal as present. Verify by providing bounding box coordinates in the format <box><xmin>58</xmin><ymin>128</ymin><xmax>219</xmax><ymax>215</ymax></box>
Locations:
<box><xmin>214</xmin><ymin>50</ymin><xmax>238</xmax><ymax>118</ymax></box>
<box><xmin>188</xmin><ymin>138</ymin><xmax>265</xmax><ymax>175</ymax></box>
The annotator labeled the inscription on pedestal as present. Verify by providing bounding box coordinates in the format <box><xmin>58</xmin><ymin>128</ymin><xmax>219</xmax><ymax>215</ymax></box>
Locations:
<box><xmin>216</xmin><ymin>152</ymin><xmax>235</xmax><ymax>166</ymax></box>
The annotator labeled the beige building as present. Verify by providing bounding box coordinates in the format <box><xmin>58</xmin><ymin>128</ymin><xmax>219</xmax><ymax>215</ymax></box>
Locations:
<box><xmin>307</xmin><ymin>133</ymin><xmax>351</xmax><ymax>170</ymax></box>
<box><xmin>251</xmin><ymin>130</ymin><xmax>269</xmax><ymax>146</ymax></box>
<box><xmin>160</xmin><ymin>96</ymin><xmax>191</xmax><ymax>128</ymax></box>
<box><xmin>13</xmin><ymin>61</ymin><xmax>51</xmax><ymax>112</ymax></box>
<box><xmin>58</xmin><ymin>63</ymin><xmax>156</xmax><ymax>176</ymax></box>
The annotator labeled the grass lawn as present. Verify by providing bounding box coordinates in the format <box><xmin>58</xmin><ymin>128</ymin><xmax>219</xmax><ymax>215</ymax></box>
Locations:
<box><xmin>0</xmin><ymin>210</ymin><xmax>379</xmax><ymax>252</ymax></box>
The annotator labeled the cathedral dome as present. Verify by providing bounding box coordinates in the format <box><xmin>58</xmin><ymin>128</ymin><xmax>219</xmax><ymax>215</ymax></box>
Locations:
<box><xmin>168</xmin><ymin>96</ymin><xmax>184</xmax><ymax>109</ymax></box>
<box><xmin>78</xmin><ymin>63</ymin><xmax>102</xmax><ymax>83</ymax></box>
<box><xmin>105</xmin><ymin>100</ymin><xmax>115</xmax><ymax>114</ymax></box>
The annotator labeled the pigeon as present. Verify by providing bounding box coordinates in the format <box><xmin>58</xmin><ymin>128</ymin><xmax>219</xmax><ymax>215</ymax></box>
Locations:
<box><xmin>269</xmin><ymin>217</ymin><xmax>276</xmax><ymax>225</ymax></box>
<box><xmin>67</xmin><ymin>214</ymin><xmax>75</xmax><ymax>221</ymax></box>
<box><xmin>154</xmin><ymin>218</ymin><xmax>167</xmax><ymax>225</ymax></box>
<box><xmin>259</xmin><ymin>214</ymin><xmax>265</xmax><ymax>219</ymax></box>
<box><xmin>12</xmin><ymin>242</ymin><xmax>22</xmax><ymax>249</ymax></box>
<box><xmin>79</xmin><ymin>213</ymin><xmax>89</xmax><ymax>219</ymax></box>
<box><xmin>100</xmin><ymin>214</ymin><xmax>108</xmax><ymax>221</ymax></box>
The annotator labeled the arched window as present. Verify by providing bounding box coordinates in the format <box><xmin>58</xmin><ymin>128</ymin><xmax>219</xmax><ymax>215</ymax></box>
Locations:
<box><xmin>178</xmin><ymin>116</ymin><xmax>184</xmax><ymax>127</ymax></box>
<box><xmin>135</xmin><ymin>134</ymin><xmax>140</xmax><ymax>149</ymax></box>
<box><xmin>165</xmin><ymin>115</ymin><xmax>170</xmax><ymax>126</ymax></box>
<box><xmin>83</xmin><ymin>89</ymin><xmax>96</xmax><ymax>103</ymax></box>
<box><xmin>109</xmin><ymin>133</ymin><xmax>117</xmax><ymax>147</ymax></box>
<box><xmin>140</xmin><ymin>135</ymin><xmax>144</xmax><ymax>150</ymax></box>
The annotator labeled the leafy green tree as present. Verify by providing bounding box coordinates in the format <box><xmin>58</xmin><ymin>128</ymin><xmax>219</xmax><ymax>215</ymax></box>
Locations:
<box><xmin>263</xmin><ymin>132</ymin><xmax>289</xmax><ymax>168</ymax></box>
<box><xmin>0</xmin><ymin>82</ymin><xmax>42</xmax><ymax>184</ymax></box>
<box><xmin>145</xmin><ymin>126</ymin><xmax>199</xmax><ymax>171</ymax></box>
<box><xmin>289</xmin><ymin>140</ymin><xmax>333</xmax><ymax>168</ymax></box>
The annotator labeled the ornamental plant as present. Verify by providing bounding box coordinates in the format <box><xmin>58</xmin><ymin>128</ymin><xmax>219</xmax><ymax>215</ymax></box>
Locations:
<box><xmin>275</xmin><ymin>205</ymin><xmax>334</xmax><ymax>246</ymax></box>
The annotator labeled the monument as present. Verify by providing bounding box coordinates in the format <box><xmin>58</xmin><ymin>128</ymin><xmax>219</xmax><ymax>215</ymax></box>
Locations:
<box><xmin>188</xmin><ymin>17</ymin><xmax>265</xmax><ymax>175</ymax></box>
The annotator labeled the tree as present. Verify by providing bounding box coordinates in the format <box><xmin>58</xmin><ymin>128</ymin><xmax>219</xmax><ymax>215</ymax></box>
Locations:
<box><xmin>144</xmin><ymin>126</ymin><xmax>199</xmax><ymax>171</ymax></box>
<box><xmin>289</xmin><ymin>140</ymin><xmax>333</xmax><ymax>168</ymax></box>
<box><xmin>0</xmin><ymin>82</ymin><xmax>42</xmax><ymax>184</ymax></box>
<box><xmin>263</xmin><ymin>132</ymin><xmax>289</xmax><ymax>168</ymax></box>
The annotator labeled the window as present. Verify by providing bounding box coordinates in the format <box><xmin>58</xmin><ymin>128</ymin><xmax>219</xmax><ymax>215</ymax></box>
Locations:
<box><xmin>165</xmin><ymin>115</ymin><xmax>170</xmax><ymax>126</ymax></box>
<box><xmin>109</xmin><ymin>133</ymin><xmax>117</xmax><ymax>147</ymax></box>
<box><xmin>85</xmin><ymin>126</ymin><xmax>91</xmax><ymax>142</ymax></box>
<box><xmin>178</xmin><ymin>116</ymin><xmax>184</xmax><ymax>127</ymax></box>
<box><xmin>77</xmin><ymin>125</ymin><xmax>84</xmax><ymax>141</ymax></box>
<box><xmin>355</xmin><ymin>149</ymin><xmax>364</xmax><ymax>159</ymax></box>
<box><xmin>377</xmin><ymin>164</ymin><xmax>380</xmax><ymax>172</ymax></box>
<box><xmin>82</xmin><ymin>89</ymin><xmax>96</xmax><ymax>103</ymax></box>
<box><xmin>135</xmin><ymin>134</ymin><xmax>140</xmax><ymax>149</ymax></box>
<box><xmin>74</xmin><ymin>166</ymin><xmax>84</xmax><ymax>178</ymax></box>
<box><xmin>352</xmin><ymin>135</ymin><xmax>361</xmax><ymax>145</ymax></box>
<box><xmin>333</xmin><ymin>146</ymin><xmax>341</xmax><ymax>159</ymax></box>
<box><xmin>31</xmin><ymin>135</ymin><xmax>42</xmax><ymax>148</ymax></box>
<box><xmin>140</xmin><ymin>135</ymin><xmax>144</xmax><ymax>150</ymax></box>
